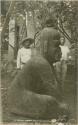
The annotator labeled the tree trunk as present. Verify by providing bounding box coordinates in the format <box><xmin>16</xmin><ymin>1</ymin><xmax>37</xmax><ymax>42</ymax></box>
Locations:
<box><xmin>1</xmin><ymin>1</ymin><xmax>16</xmax><ymax>40</ymax></box>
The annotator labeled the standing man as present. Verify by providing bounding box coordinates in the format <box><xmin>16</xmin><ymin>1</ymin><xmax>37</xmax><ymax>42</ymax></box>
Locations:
<box><xmin>17</xmin><ymin>37</ymin><xmax>34</xmax><ymax>69</ymax></box>
<box><xmin>55</xmin><ymin>36</ymin><xmax>70</xmax><ymax>91</ymax></box>
<box><xmin>60</xmin><ymin>37</ymin><xmax>70</xmax><ymax>88</ymax></box>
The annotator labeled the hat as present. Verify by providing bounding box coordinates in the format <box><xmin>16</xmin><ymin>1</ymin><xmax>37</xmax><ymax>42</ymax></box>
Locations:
<box><xmin>21</xmin><ymin>37</ymin><xmax>34</xmax><ymax>45</ymax></box>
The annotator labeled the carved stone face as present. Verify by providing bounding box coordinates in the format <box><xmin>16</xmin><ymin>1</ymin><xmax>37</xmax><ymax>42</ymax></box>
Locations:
<box><xmin>46</xmin><ymin>41</ymin><xmax>62</xmax><ymax>64</ymax></box>
<box><xmin>40</xmin><ymin>27</ymin><xmax>62</xmax><ymax>64</ymax></box>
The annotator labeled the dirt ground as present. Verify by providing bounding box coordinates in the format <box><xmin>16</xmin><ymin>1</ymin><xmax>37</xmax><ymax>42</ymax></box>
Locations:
<box><xmin>1</xmin><ymin>64</ymin><xmax>77</xmax><ymax>124</ymax></box>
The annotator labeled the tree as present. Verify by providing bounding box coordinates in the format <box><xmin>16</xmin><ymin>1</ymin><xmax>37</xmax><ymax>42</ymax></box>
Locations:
<box><xmin>1</xmin><ymin>1</ymin><xmax>16</xmax><ymax>40</ymax></box>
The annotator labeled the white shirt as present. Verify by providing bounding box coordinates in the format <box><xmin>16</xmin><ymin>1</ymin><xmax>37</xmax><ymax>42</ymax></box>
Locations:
<box><xmin>60</xmin><ymin>45</ymin><xmax>70</xmax><ymax>61</ymax></box>
<box><xmin>17</xmin><ymin>47</ymin><xmax>31</xmax><ymax>69</ymax></box>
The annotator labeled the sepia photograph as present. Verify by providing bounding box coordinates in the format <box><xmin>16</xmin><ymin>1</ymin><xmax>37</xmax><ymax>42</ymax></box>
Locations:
<box><xmin>0</xmin><ymin>0</ymin><xmax>78</xmax><ymax>124</ymax></box>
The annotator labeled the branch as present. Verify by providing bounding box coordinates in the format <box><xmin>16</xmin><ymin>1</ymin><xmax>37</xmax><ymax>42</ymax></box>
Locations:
<box><xmin>59</xmin><ymin>22</ymin><xmax>73</xmax><ymax>43</ymax></box>
<box><xmin>58</xmin><ymin>27</ymin><xmax>72</xmax><ymax>43</ymax></box>
<box><xmin>58</xmin><ymin>16</ymin><xmax>73</xmax><ymax>43</ymax></box>
<box><xmin>8</xmin><ymin>43</ymin><xmax>14</xmax><ymax>50</ymax></box>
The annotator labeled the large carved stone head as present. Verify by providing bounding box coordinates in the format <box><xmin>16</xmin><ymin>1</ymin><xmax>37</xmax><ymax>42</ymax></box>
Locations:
<box><xmin>38</xmin><ymin>19</ymin><xmax>62</xmax><ymax>64</ymax></box>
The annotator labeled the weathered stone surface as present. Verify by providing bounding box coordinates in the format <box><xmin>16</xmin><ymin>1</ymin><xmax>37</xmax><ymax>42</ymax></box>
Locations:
<box><xmin>7</xmin><ymin>26</ymin><xmax>68</xmax><ymax>120</ymax></box>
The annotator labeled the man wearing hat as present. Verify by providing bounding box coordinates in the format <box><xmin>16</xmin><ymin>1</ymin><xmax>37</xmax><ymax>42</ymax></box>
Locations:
<box><xmin>17</xmin><ymin>37</ymin><xmax>34</xmax><ymax>69</ymax></box>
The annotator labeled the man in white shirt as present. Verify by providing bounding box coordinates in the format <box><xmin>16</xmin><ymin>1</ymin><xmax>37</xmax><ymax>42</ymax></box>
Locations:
<box><xmin>60</xmin><ymin>40</ymin><xmax>70</xmax><ymax>61</ymax></box>
<box><xmin>54</xmin><ymin>37</ymin><xmax>70</xmax><ymax>91</ymax></box>
<box><xmin>60</xmin><ymin>37</ymin><xmax>70</xmax><ymax>83</ymax></box>
<box><xmin>17</xmin><ymin>37</ymin><xmax>34</xmax><ymax>69</ymax></box>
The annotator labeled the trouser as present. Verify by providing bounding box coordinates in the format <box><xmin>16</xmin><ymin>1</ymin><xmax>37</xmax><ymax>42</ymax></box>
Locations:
<box><xmin>61</xmin><ymin>60</ymin><xmax>67</xmax><ymax>85</ymax></box>
<box><xmin>54</xmin><ymin>60</ymin><xmax>67</xmax><ymax>91</ymax></box>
